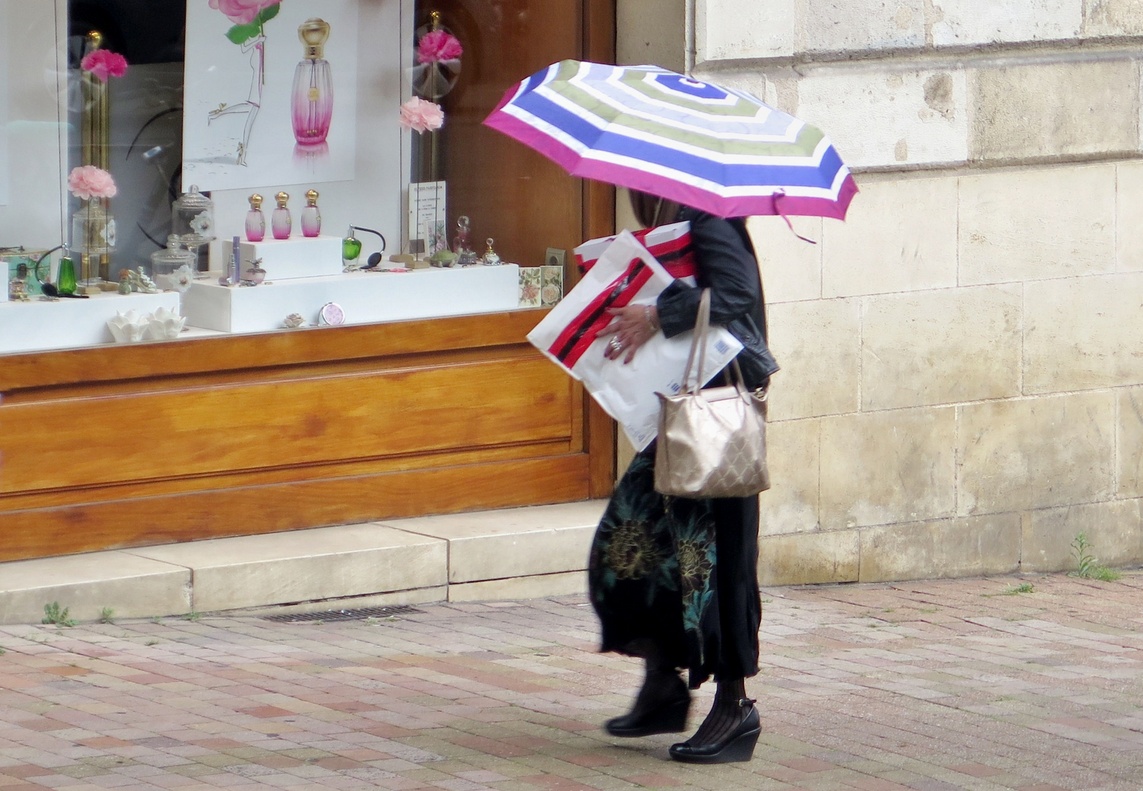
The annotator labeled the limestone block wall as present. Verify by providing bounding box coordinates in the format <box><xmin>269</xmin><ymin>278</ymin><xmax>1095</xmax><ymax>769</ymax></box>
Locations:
<box><xmin>617</xmin><ymin>0</ymin><xmax>1143</xmax><ymax>582</ymax></box>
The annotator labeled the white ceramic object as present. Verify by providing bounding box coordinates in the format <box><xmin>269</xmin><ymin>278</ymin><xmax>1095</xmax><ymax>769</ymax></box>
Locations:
<box><xmin>107</xmin><ymin>310</ymin><xmax>151</xmax><ymax>343</ymax></box>
<box><xmin>146</xmin><ymin>306</ymin><xmax>186</xmax><ymax>340</ymax></box>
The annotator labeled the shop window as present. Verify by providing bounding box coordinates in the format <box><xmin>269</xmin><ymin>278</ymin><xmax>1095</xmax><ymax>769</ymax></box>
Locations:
<box><xmin>0</xmin><ymin>0</ymin><xmax>605</xmax><ymax>355</ymax></box>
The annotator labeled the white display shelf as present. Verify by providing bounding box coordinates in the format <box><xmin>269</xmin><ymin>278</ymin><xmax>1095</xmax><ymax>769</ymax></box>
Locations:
<box><xmin>237</xmin><ymin>235</ymin><xmax>344</xmax><ymax>281</ymax></box>
<box><xmin>0</xmin><ymin>291</ymin><xmax>183</xmax><ymax>354</ymax></box>
<box><xmin>183</xmin><ymin>265</ymin><xmax>521</xmax><ymax>334</ymax></box>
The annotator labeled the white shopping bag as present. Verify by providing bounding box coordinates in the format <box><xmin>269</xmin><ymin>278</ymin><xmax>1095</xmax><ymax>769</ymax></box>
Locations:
<box><xmin>528</xmin><ymin>230</ymin><xmax>741</xmax><ymax>451</ymax></box>
<box><xmin>574</xmin><ymin>221</ymin><xmax>698</xmax><ymax>283</ymax></box>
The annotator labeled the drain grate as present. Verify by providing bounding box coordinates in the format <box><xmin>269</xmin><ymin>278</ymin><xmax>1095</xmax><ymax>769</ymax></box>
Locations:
<box><xmin>262</xmin><ymin>605</ymin><xmax>423</xmax><ymax>623</ymax></box>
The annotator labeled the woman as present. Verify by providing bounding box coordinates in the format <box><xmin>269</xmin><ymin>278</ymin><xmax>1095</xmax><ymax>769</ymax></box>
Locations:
<box><xmin>589</xmin><ymin>190</ymin><xmax>778</xmax><ymax>764</ymax></box>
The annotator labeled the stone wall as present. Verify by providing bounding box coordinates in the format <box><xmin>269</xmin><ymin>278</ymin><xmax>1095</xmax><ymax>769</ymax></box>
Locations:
<box><xmin>618</xmin><ymin>0</ymin><xmax>1143</xmax><ymax>583</ymax></box>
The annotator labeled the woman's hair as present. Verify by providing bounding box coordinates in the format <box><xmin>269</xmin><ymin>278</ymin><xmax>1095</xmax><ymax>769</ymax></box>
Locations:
<box><xmin>629</xmin><ymin>190</ymin><xmax>682</xmax><ymax>228</ymax></box>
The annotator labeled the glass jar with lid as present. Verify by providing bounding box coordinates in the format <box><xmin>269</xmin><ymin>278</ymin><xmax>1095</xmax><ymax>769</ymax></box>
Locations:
<box><xmin>171</xmin><ymin>185</ymin><xmax>215</xmax><ymax>271</ymax></box>
<box><xmin>151</xmin><ymin>235</ymin><xmax>196</xmax><ymax>291</ymax></box>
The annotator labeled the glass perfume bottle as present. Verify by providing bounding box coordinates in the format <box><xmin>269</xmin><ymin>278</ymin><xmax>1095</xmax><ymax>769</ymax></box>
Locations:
<box><xmin>481</xmin><ymin>238</ymin><xmax>501</xmax><ymax>266</ymax></box>
<box><xmin>243</xmin><ymin>257</ymin><xmax>267</xmax><ymax>285</ymax></box>
<box><xmin>57</xmin><ymin>247</ymin><xmax>77</xmax><ymax>296</ymax></box>
<box><xmin>271</xmin><ymin>191</ymin><xmax>292</xmax><ymax>239</ymax></box>
<box><xmin>245</xmin><ymin>193</ymin><xmax>266</xmax><ymax>242</ymax></box>
<box><xmin>301</xmin><ymin>189</ymin><xmax>321</xmax><ymax>237</ymax></box>
<box><xmin>292</xmin><ymin>18</ymin><xmax>334</xmax><ymax>146</ymax></box>
<box><xmin>453</xmin><ymin>215</ymin><xmax>476</xmax><ymax>266</ymax></box>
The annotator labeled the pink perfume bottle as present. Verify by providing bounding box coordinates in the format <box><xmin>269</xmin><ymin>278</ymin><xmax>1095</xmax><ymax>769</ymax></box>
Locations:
<box><xmin>271</xmin><ymin>191</ymin><xmax>292</xmax><ymax>239</ymax></box>
<box><xmin>245</xmin><ymin>193</ymin><xmax>266</xmax><ymax>242</ymax></box>
<box><xmin>301</xmin><ymin>189</ymin><xmax>321</xmax><ymax>237</ymax></box>
<box><xmin>292</xmin><ymin>18</ymin><xmax>334</xmax><ymax>146</ymax></box>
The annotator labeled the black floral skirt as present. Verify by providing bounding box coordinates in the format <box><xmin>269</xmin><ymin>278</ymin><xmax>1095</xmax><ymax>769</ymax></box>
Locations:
<box><xmin>588</xmin><ymin>448</ymin><xmax>762</xmax><ymax>688</ymax></box>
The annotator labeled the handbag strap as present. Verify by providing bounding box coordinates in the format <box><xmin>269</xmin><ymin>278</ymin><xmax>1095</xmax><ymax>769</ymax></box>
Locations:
<box><xmin>681</xmin><ymin>289</ymin><xmax>711</xmax><ymax>394</ymax></box>
<box><xmin>682</xmin><ymin>288</ymin><xmax>751</xmax><ymax>397</ymax></box>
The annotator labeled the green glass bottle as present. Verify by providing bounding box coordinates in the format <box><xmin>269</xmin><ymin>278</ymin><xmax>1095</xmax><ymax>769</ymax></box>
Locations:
<box><xmin>57</xmin><ymin>251</ymin><xmax>77</xmax><ymax>295</ymax></box>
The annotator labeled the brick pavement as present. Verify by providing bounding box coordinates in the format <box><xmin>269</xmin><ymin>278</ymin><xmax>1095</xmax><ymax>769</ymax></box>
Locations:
<box><xmin>2</xmin><ymin>572</ymin><xmax>1143</xmax><ymax>790</ymax></box>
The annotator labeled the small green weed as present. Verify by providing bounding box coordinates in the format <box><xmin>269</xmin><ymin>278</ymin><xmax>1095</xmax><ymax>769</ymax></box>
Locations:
<box><xmin>1070</xmin><ymin>533</ymin><xmax>1122</xmax><ymax>582</ymax></box>
<box><xmin>183</xmin><ymin>611</ymin><xmax>201</xmax><ymax>622</ymax></box>
<box><xmin>98</xmin><ymin>607</ymin><xmax>115</xmax><ymax>624</ymax></box>
<box><xmin>42</xmin><ymin>602</ymin><xmax>76</xmax><ymax>627</ymax></box>
<box><xmin>1002</xmin><ymin>582</ymin><xmax>1035</xmax><ymax>595</ymax></box>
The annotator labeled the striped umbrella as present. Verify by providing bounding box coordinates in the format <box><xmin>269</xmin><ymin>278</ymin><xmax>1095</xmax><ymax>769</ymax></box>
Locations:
<box><xmin>484</xmin><ymin>60</ymin><xmax>857</xmax><ymax>220</ymax></box>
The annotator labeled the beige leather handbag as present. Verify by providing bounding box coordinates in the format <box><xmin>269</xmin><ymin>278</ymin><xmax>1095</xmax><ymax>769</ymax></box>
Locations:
<box><xmin>654</xmin><ymin>289</ymin><xmax>770</xmax><ymax>498</ymax></box>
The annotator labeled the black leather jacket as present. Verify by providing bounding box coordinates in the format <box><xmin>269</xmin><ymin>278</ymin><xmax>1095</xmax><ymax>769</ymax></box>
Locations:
<box><xmin>654</xmin><ymin>208</ymin><xmax>779</xmax><ymax>389</ymax></box>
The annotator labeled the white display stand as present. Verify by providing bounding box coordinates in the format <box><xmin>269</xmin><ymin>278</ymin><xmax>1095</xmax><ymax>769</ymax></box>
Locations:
<box><xmin>0</xmin><ymin>291</ymin><xmax>182</xmax><ymax>354</ymax></box>
<box><xmin>238</xmin><ymin>236</ymin><xmax>343</xmax><ymax>281</ymax></box>
<box><xmin>182</xmin><ymin>265</ymin><xmax>521</xmax><ymax>334</ymax></box>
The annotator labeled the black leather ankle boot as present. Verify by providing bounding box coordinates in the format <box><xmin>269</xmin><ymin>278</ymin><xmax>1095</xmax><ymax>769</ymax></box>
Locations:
<box><xmin>605</xmin><ymin>669</ymin><xmax>690</xmax><ymax>737</ymax></box>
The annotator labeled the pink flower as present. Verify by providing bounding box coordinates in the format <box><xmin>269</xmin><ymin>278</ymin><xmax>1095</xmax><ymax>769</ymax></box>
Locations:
<box><xmin>416</xmin><ymin>30</ymin><xmax>463</xmax><ymax>64</ymax></box>
<box><xmin>399</xmin><ymin>97</ymin><xmax>445</xmax><ymax>133</ymax></box>
<box><xmin>80</xmin><ymin>50</ymin><xmax>128</xmax><ymax>83</ymax></box>
<box><xmin>67</xmin><ymin>166</ymin><xmax>118</xmax><ymax>200</ymax></box>
<box><xmin>209</xmin><ymin>0</ymin><xmax>281</xmax><ymax>26</ymax></box>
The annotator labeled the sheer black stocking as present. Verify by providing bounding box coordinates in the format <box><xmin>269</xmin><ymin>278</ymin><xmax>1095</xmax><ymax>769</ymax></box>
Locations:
<box><xmin>687</xmin><ymin>678</ymin><xmax>752</xmax><ymax>745</ymax></box>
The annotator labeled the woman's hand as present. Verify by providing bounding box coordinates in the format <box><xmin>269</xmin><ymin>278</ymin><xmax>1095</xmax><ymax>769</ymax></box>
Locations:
<box><xmin>600</xmin><ymin>304</ymin><xmax>660</xmax><ymax>363</ymax></box>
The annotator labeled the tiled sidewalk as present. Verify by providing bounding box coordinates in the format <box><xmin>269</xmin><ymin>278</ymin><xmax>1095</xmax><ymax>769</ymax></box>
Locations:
<box><xmin>2</xmin><ymin>572</ymin><xmax>1143</xmax><ymax>790</ymax></box>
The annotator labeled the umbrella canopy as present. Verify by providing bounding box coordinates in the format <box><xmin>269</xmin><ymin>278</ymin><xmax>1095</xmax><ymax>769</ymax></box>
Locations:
<box><xmin>484</xmin><ymin>60</ymin><xmax>857</xmax><ymax>220</ymax></box>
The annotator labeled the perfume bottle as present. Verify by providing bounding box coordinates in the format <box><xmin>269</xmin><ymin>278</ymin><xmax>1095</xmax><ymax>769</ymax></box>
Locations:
<box><xmin>481</xmin><ymin>238</ymin><xmax>501</xmax><ymax>266</ymax></box>
<box><xmin>271</xmin><ymin>191</ymin><xmax>292</xmax><ymax>239</ymax></box>
<box><xmin>243</xmin><ymin>257</ymin><xmax>267</xmax><ymax>285</ymax></box>
<box><xmin>292</xmin><ymin>18</ymin><xmax>334</xmax><ymax>146</ymax></box>
<box><xmin>57</xmin><ymin>247</ymin><xmax>77</xmax><ymax>295</ymax></box>
<box><xmin>301</xmin><ymin>189</ymin><xmax>321</xmax><ymax>237</ymax></box>
<box><xmin>453</xmin><ymin>215</ymin><xmax>476</xmax><ymax>266</ymax></box>
<box><xmin>245</xmin><ymin>193</ymin><xmax>266</xmax><ymax>242</ymax></box>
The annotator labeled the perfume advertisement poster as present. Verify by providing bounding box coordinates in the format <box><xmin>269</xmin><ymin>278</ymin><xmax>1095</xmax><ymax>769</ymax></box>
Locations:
<box><xmin>183</xmin><ymin>0</ymin><xmax>358</xmax><ymax>192</ymax></box>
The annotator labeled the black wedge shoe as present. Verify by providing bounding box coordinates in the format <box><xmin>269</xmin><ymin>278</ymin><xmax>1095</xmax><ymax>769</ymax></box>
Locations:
<box><xmin>605</xmin><ymin>671</ymin><xmax>691</xmax><ymax>737</ymax></box>
<box><xmin>668</xmin><ymin>698</ymin><xmax>760</xmax><ymax>764</ymax></box>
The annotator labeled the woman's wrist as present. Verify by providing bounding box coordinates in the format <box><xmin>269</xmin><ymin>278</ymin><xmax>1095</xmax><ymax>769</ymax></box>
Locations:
<box><xmin>643</xmin><ymin>305</ymin><xmax>660</xmax><ymax>334</ymax></box>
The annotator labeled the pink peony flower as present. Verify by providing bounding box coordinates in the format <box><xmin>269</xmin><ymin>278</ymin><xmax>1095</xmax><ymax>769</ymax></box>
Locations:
<box><xmin>209</xmin><ymin>0</ymin><xmax>281</xmax><ymax>26</ymax></box>
<box><xmin>67</xmin><ymin>166</ymin><xmax>118</xmax><ymax>200</ymax></box>
<box><xmin>399</xmin><ymin>97</ymin><xmax>445</xmax><ymax>133</ymax></box>
<box><xmin>416</xmin><ymin>30</ymin><xmax>463</xmax><ymax>64</ymax></box>
<box><xmin>80</xmin><ymin>49</ymin><xmax>128</xmax><ymax>83</ymax></box>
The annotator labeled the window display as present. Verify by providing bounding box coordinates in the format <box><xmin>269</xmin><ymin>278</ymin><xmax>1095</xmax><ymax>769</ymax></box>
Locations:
<box><xmin>0</xmin><ymin>0</ymin><xmax>588</xmax><ymax>358</ymax></box>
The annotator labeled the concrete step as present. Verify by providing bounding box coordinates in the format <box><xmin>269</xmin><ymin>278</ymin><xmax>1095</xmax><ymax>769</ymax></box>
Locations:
<box><xmin>0</xmin><ymin>500</ymin><xmax>607</xmax><ymax>625</ymax></box>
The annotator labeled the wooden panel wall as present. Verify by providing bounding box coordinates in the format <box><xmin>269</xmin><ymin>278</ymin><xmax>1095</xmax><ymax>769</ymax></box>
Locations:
<box><xmin>0</xmin><ymin>311</ymin><xmax>612</xmax><ymax>562</ymax></box>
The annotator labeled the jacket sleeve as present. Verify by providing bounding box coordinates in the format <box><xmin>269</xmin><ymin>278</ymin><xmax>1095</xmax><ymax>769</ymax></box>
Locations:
<box><xmin>656</xmin><ymin>211</ymin><xmax>761</xmax><ymax>338</ymax></box>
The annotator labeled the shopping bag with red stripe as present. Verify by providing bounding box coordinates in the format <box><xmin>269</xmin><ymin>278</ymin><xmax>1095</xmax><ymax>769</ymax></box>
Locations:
<box><xmin>528</xmin><ymin>229</ymin><xmax>741</xmax><ymax>450</ymax></box>
<box><xmin>574</xmin><ymin>221</ymin><xmax>698</xmax><ymax>282</ymax></box>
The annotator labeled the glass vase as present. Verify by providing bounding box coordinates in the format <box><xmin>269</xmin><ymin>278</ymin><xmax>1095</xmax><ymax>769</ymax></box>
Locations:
<box><xmin>70</xmin><ymin>200</ymin><xmax>116</xmax><ymax>284</ymax></box>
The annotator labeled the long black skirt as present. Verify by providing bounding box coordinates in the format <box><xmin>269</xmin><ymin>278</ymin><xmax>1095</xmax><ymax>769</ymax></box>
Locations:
<box><xmin>587</xmin><ymin>447</ymin><xmax>761</xmax><ymax>689</ymax></box>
